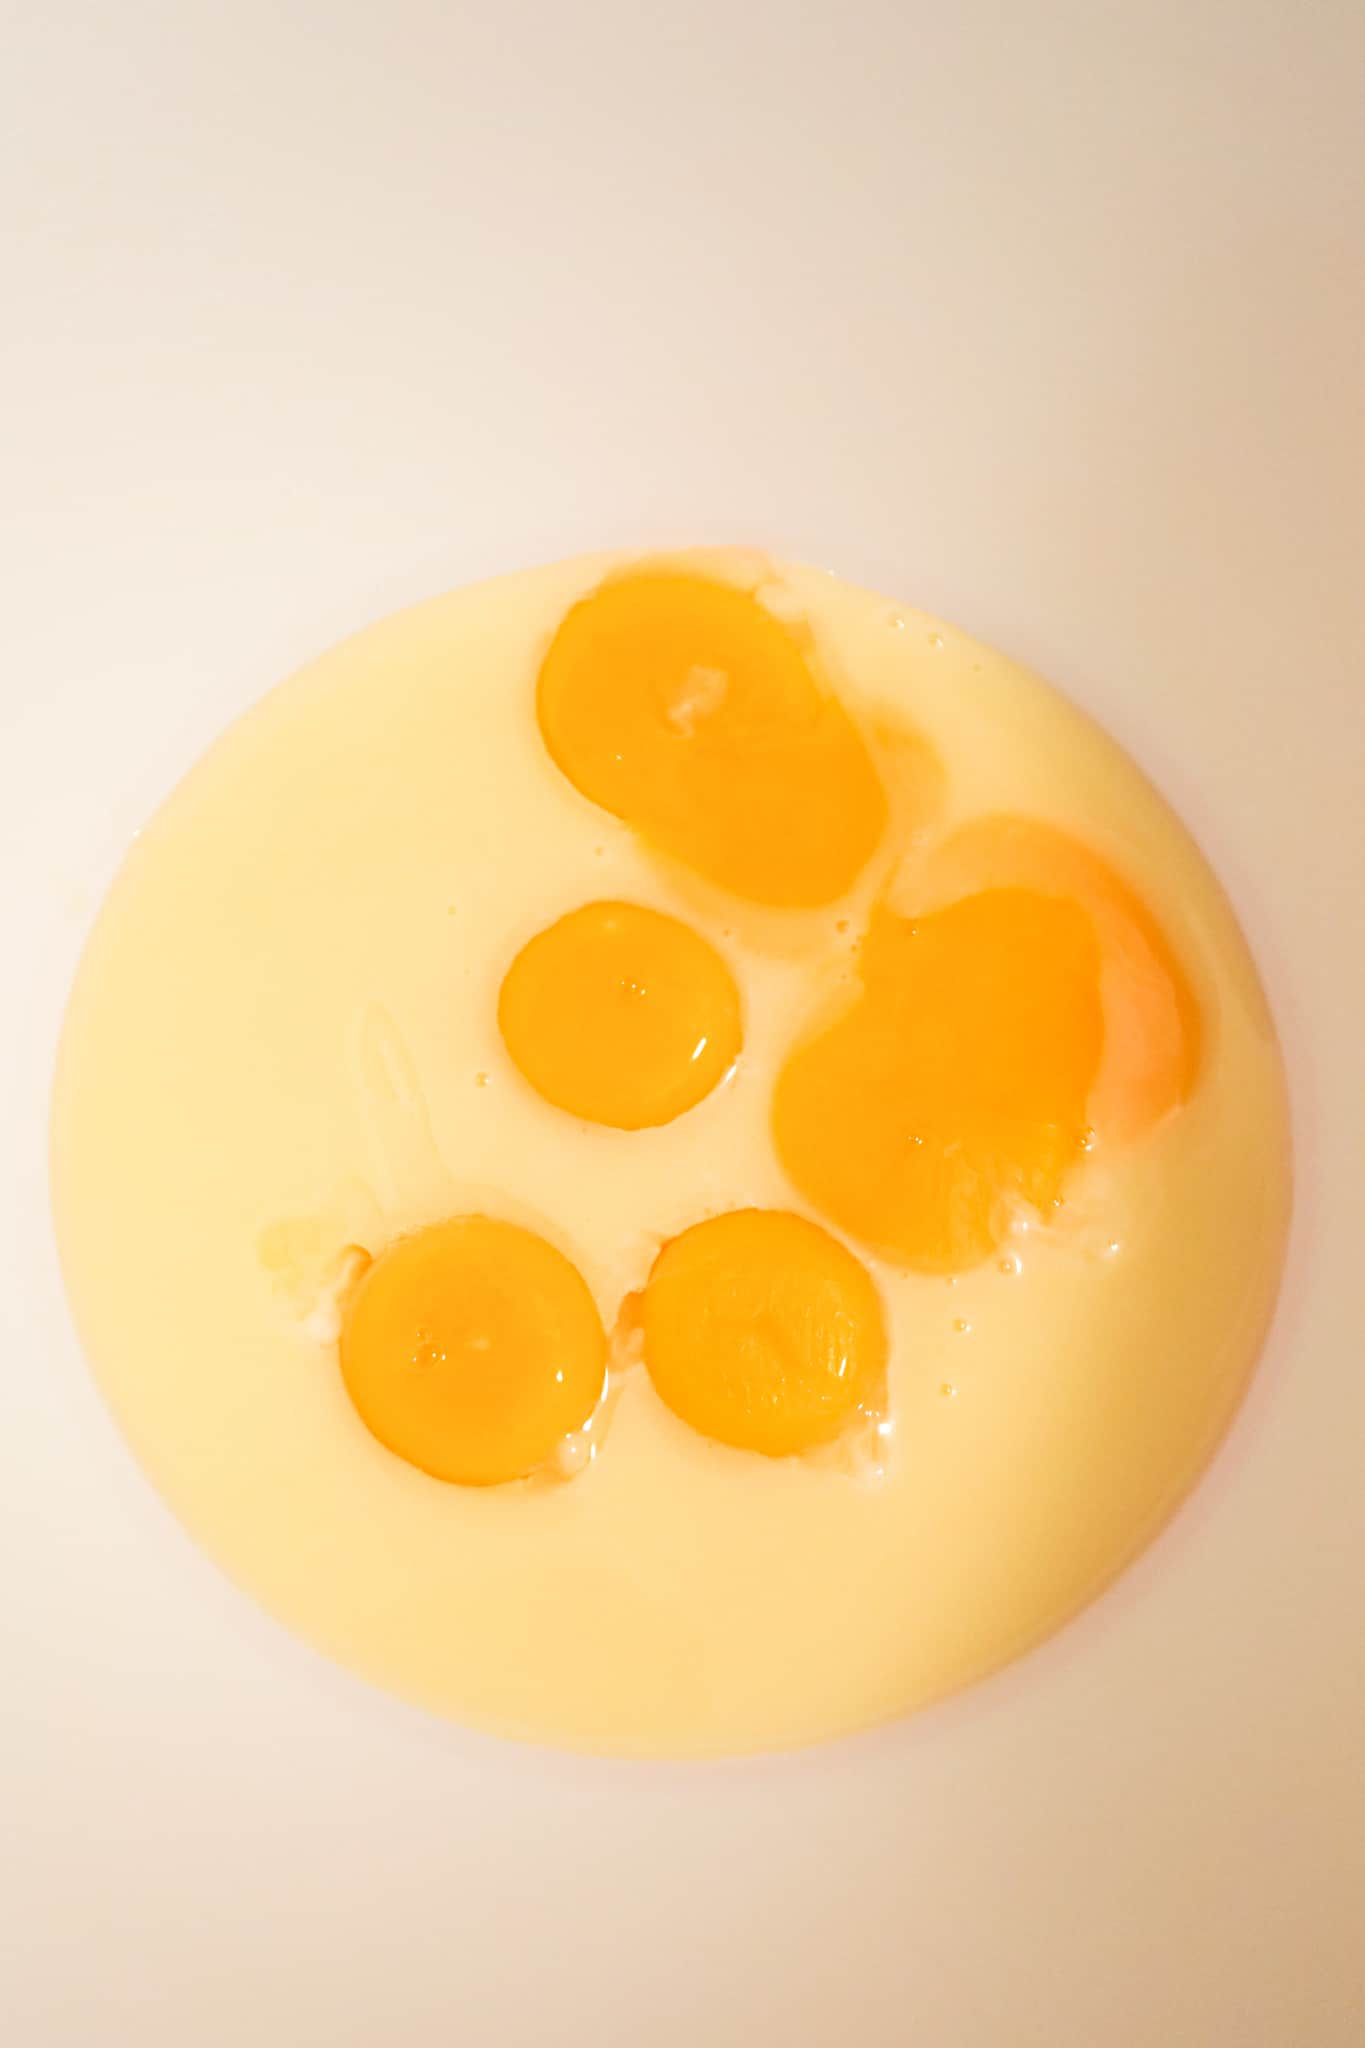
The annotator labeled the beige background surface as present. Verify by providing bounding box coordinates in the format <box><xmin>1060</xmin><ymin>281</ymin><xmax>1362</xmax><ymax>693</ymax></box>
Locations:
<box><xmin>2</xmin><ymin>3</ymin><xmax>1363</xmax><ymax>2043</ymax></box>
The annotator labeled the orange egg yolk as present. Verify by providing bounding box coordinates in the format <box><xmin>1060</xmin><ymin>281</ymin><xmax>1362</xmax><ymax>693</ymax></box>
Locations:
<box><xmin>641</xmin><ymin>1208</ymin><xmax>888</xmax><ymax>1457</ymax></box>
<box><xmin>498</xmin><ymin>900</ymin><xmax>742</xmax><ymax>1129</ymax></box>
<box><xmin>339</xmin><ymin>1216</ymin><xmax>606</xmax><ymax>1486</ymax></box>
<box><xmin>909</xmin><ymin>815</ymin><xmax>1201</xmax><ymax>1141</ymax></box>
<box><xmin>536</xmin><ymin>569</ymin><xmax>888</xmax><ymax>906</ymax></box>
<box><xmin>773</xmin><ymin>889</ymin><xmax>1105</xmax><ymax>1274</ymax></box>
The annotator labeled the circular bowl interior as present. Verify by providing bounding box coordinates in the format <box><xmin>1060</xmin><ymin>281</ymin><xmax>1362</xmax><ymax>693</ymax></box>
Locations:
<box><xmin>3</xmin><ymin>6</ymin><xmax>1363</xmax><ymax>2044</ymax></box>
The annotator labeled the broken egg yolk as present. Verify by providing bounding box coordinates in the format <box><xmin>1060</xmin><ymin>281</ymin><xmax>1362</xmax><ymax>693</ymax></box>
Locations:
<box><xmin>641</xmin><ymin>1208</ymin><xmax>888</xmax><ymax>1457</ymax></box>
<box><xmin>910</xmin><ymin>815</ymin><xmax>1202</xmax><ymax>1142</ymax></box>
<box><xmin>339</xmin><ymin>1216</ymin><xmax>606</xmax><ymax>1486</ymax></box>
<box><xmin>498</xmin><ymin>900</ymin><xmax>742</xmax><ymax>1128</ymax></box>
<box><xmin>773</xmin><ymin>889</ymin><xmax>1105</xmax><ymax>1274</ymax></box>
<box><xmin>536</xmin><ymin>569</ymin><xmax>888</xmax><ymax>906</ymax></box>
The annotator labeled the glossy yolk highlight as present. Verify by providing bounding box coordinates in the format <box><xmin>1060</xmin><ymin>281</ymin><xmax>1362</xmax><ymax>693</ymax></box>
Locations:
<box><xmin>641</xmin><ymin>1208</ymin><xmax>887</xmax><ymax>1457</ymax></box>
<box><xmin>773</xmin><ymin>889</ymin><xmax>1104</xmax><ymax>1274</ymax></box>
<box><xmin>498</xmin><ymin>900</ymin><xmax>742</xmax><ymax>1129</ymax></box>
<box><xmin>536</xmin><ymin>570</ymin><xmax>888</xmax><ymax>906</ymax></box>
<box><xmin>907</xmin><ymin>815</ymin><xmax>1201</xmax><ymax>1141</ymax></box>
<box><xmin>339</xmin><ymin>1216</ymin><xmax>606</xmax><ymax>1486</ymax></box>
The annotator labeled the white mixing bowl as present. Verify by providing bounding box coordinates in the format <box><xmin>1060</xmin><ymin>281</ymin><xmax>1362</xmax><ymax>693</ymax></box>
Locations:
<box><xmin>3</xmin><ymin>4</ymin><xmax>1362</xmax><ymax>2042</ymax></box>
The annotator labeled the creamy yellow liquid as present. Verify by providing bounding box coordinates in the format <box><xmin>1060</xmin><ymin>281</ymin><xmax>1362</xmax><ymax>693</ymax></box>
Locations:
<box><xmin>51</xmin><ymin>552</ymin><xmax>1290</xmax><ymax>1756</ymax></box>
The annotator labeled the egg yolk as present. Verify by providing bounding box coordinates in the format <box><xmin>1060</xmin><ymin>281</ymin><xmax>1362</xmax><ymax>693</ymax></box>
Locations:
<box><xmin>641</xmin><ymin>1208</ymin><xmax>888</xmax><ymax>1457</ymax></box>
<box><xmin>536</xmin><ymin>569</ymin><xmax>888</xmax><ymax>906</ymax></box>
<box><xmin>339</xmin><ymin>1216</ymin><xmax>606</xmax><ymax>1486</ymax></box>
<box><xmin>498</xmin><ymin>900</ymin><xmax>742</xmax><ymax>1129</ymax></box>
<box><xmin>908</xmin><ymin>815</ymin><xmax>1201</xmax><ymax>1141</ymax></box>
<box><xmin>773</xmin><ymin>889</ymin><xmax>1105</xmax><ymax>1274</ymax></box>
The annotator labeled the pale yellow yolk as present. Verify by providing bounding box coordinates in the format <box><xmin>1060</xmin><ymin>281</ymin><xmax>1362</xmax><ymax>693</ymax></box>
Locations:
<box><xmin>536</xmin><ymin>569</ymin><xmax>888</xmax><ymax>906</ymax></box>
<box><xmin>641</xmin><ymin>1208</ymin><xmax>888</xmax><ymax>1457</ymax></box>
<box><xmin>773</xmin><ymin>889</ymin><xmax>1105</xmax><ymax>1274</ymax></box>
<box><xmin>339</xmin><ymin>1216</ymin><xmax>606</xmax><ymax>1486</ymax></box>
<box><xmin>498</xmin><ymin>900</ymin><xmax>742</xmax><ymax>1129</ymax></box>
